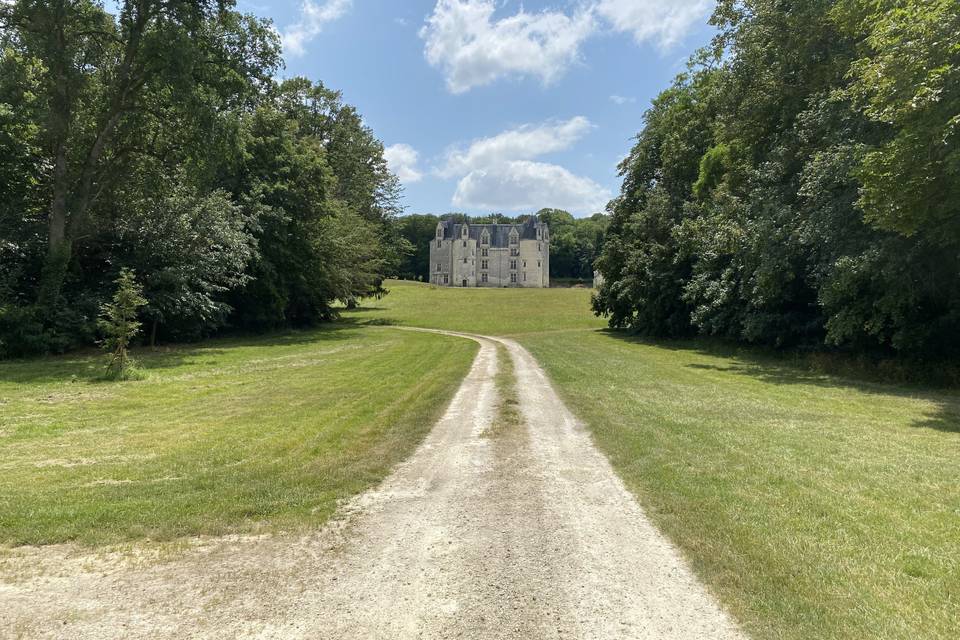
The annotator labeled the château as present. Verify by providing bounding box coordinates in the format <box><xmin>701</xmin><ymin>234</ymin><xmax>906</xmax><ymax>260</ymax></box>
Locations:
<box><xmin>429</xmin><ymin>219</ymin><xmax>549</xmax><ymax>288</ymax></box>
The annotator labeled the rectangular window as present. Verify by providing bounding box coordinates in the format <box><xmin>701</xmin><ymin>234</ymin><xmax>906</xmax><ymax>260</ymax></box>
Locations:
<box><xmin>510</xmin><ymin>273</ymin><xmax>517</xmax><ymax>283</ymax></box>
<box><xmin>443</xmin><ymin>274</ymin><xmax>449</xmax><ymax>284</ymax></box>
<box><xmin>510</xmin><ymin>259</ymin><xmax>517</xmax><ymax>270</ymax></box>
<box><xmin>538</xmin><ymin>260</ymin><xmax>541</xmax><ymax>268</ymax></box>
<box><xmin>463</xmin><ymin>257</ymin><xmax>467</xmax><ymax>263</ymax></box>
<box><xmin>436</xmin><ymin>263</ymin><xmax>441</xmax><ymax>272</ymax></box>
<box><xmin>523</xmin><ymin>272</ymin><xmax>527</xmax><ymax>281</ymax></box>
<box><xmin>436</xmin><ymin>239</ymin><xmax>441</xmax><ymax>248</ymax></box>
<box><xmin>538</xmin><ymin>243</ymin><xmax>542</xmax><ymax>251</ymax></box>
<box><xmin>481</xmin><ymin>273</ymin><xmax>488</xmax><ymax>283</ymax></box>
<box><xmin>510</xmin><ymin>248</ymin><xmax>519</xmax><ymax>256</ymax></box>
<box><xmin>462</xmin><ymin>240</ymin><xmax>467</xmax><ymax>247</ymax></box>
<box><xmin>481</xmin><ymin>248</ymin><xmax>488</xmax><ymax>257</ymax></box>
<box><xmin>523</xmin><ymin>260</ymin><xmax>527</xmax><ymax>268</ymax></box>
<box><xmin>481</xmin><ymin>260</ymin><xmax>488</xmax><ymax>269</ymax></box>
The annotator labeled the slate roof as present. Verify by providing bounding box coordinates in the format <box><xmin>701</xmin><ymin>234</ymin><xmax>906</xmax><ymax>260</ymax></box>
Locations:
<box><xmin>438</xmin><ymin>218</ymin><xmax>543</xmax><ymax>248</ymax></box>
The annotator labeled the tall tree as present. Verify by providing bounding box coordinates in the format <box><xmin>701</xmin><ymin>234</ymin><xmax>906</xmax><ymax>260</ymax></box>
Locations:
<box><xmin>594</xmin><ymin>0</ymin><xmax>960</xmax><ymax>356</ymax></box>
<box><xmin>0</xmin><ymin>0</ymin><xmax>278</xmax><ymax>304</ymax></box>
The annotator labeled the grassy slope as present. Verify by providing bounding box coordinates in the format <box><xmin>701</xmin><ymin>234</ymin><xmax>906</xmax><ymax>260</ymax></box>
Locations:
<box><xmin>0</xmin><ymin>326</ymin><xmax>476</xmax><ymax>546</ymax></box>
<box><xmin>355</xmin><ymin>280</ymin><xmax>960</xmax><ymax>640</ymax></box>
<box><xmin>348</xmin><ymin>280</ymin><xmax>605</xmax><ymax>335</ymax></box>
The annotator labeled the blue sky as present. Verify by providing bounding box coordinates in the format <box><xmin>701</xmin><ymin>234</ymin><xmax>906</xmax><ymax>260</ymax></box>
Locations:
<box><xmin>241</xmin><ymin>0</ymin><xmax>716</xmax><ymax>217</ymax></box>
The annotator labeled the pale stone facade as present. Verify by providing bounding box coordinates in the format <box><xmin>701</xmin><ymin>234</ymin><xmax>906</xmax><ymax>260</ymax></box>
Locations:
<box><xmin>429</xmin><ymin>219</ymin><xmax>550</xmax><ymax>288</ymax></box>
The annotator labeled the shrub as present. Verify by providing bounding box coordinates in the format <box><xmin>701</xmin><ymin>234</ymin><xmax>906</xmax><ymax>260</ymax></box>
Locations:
<box><xmin>98</xmin><ymin>269</ymin><xmax>147</xmax><ymax>379</ymax></box>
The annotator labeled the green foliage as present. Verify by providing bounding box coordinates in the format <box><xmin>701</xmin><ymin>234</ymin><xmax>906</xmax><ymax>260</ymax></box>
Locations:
<box><xmin>841</xmin><ymin>0</ymin><xmax>960</xmax><ymax>238</ymax></box>
<box><xmin>594</xmin><ymin>0</ymin><xmax>960</xmax><ymax>357</ymax></box>
<box><xmin>535</xmin><ymin>209</ymin><xmax>610</xmax><ymax>280</ymax></box>
<box><xmin>396</xmin><ymin>214</ymin><xmax>441</xmax><ymax>280</ymax></box>
<box><xmin>692</xmin><ymin>144</ymin><xmax>732</xmax><ymax>200</ymax></box>
<box><xmin>224</xmin><ymin>80</ymin><xmax>397</xmax><ymax>330</ymax></box>
<box><xmin>0</xmin><ymin>1</ymin><xmax>406</xmax><ymax>356</ymax></box>
<box><xmin>97</xmin><ymin>268</ymin><xmax>147</xmax><ymax>378</ymax></box>
<box><xmin>119</xmin><ymin>184</ymin><xmax>257</xmax><ymax>341</ymax></box>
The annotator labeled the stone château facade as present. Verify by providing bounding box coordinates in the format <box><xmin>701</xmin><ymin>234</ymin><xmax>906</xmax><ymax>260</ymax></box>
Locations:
<box><xmin>429</xmin><ymin>219</ymin><xmax>550</xmax><ymax>288</ymax></box>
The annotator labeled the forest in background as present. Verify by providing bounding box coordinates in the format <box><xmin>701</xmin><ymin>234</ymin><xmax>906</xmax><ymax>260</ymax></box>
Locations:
<box><xmin>593</xmin><ymin>0</ymin><xmax>960</xmax><ymax>358</ymax></box>
<box><xmin>0</xmin><ymin>0</ymin><xmax>406</xmax><ymax>357</ymax></box>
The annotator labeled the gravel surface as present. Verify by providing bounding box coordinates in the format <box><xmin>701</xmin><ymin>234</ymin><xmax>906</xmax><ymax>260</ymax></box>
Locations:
<box><xmin>1</xmin><ymin>330</ymin><xmax>745</xmax><ymax>639</ymax></box>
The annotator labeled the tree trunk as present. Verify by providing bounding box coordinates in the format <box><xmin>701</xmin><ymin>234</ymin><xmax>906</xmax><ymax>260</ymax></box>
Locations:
<box><xmin>38</xmin><ymin>0</ymin><xmax>73</xmax><ymax>307</ymax></box>
<box><xmin>49</xmin><ymin>143</ymin><xmax>68</xmax><ymax>252</ymax></box>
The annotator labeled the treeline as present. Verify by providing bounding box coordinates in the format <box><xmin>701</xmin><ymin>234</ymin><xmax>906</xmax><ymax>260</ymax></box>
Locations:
<box><xmin>396</xmin><ymin>210</ymin><xmax>609</xmax><ymax>282</ymax></box>
<box><xmin>0</xmin><ymin>1</ymin><xmax>407</xmax><ymax>357</ymax></box>
<box><xmin>594</xmin><ymin>0</ymin><xmax>960</xmax><ymax>357</ymax></box>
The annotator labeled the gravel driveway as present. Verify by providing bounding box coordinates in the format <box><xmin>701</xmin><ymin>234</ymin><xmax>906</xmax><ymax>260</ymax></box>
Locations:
<box><xmin>1</xmin><ymin>330</ymin><xmax>744</xmax><ymax>639</ymax></box>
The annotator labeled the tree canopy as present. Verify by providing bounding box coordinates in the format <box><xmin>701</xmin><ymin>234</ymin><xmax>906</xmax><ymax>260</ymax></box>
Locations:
<box><xmin>593</xmin><ymin>0</ymin><xmax>960</xmax><ymax>357</ymax></box>
<box><xmin>0</xmin><ymin>0</ymin><xmax>405</xmax><ymax>356</ymax></box>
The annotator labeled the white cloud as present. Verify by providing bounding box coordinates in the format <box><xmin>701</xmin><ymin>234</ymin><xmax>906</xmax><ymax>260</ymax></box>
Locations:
<box><xmin>595</xmin><ymin>0</ymin><xmax>712</xmax><ymax>49</ymax></box>
<box><xmin>420</xmin><ymin>1</ymin><xmax>712</xmax><ymax>93</ymax></box>
<box><xmin>420</xmin><ymin>0</ymin><xmax>595</xmax><ymax>94</ymax></box>
<box><xmin>453</xmin><ymin>161</ymin><xmax>611</xmax><ymax>213</ymax></box>
<box><xmin>609</xmin><ymin>94</ymin><xmax>636</xmax><ymax>105</ymax></box>
<box><xmin>281</xmin><ymin>0</ymin><xmax>352</xmax><ymax>57</ymax></box>
<box><xmin>384</xmin><ymin>144</ymin><xmax>424</xmax><ymax>183</ymax></box>
<box><xmin>438</xmin><ymin>116</ymin><xmax>593</xmax><ymax>178</ymax></box>
<box><xmin>437</xmin><ymin>116</ymin><xmax>609</xmax><ymax>214</ymax></box>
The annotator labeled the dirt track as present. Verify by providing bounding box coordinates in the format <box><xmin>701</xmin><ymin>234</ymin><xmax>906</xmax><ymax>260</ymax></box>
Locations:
<box><xmin>0</xmin><ymin>330</ymin><xmax>744</xmax><ymax>639</ymax></box>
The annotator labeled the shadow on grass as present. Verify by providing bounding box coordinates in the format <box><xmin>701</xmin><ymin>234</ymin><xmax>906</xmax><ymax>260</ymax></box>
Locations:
<box><xmin>599</xmin><ymin>329</ymin><xmax>960</xmax><ymax>435</ymax></box>
<box><xmin>0</xmin><ymin>323</ymin><xmax>366</xmax><ymax>385</ymax></box>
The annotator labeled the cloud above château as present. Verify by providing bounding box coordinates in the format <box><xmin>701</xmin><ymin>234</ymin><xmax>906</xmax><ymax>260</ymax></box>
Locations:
<box><xmin>436</xmin><ymin>117</ymin><xmax>610</xmax><ymax>214</ymax></box>
<box><xmin>420</xmin><ymin>0</ymin><xmax>712</xmax><ymax>94</ymax></box>
<box><xmin>452</xmin><ymin>161</ymin><xmax>610</xmax><ymax>213</ymax></box>
<box><xmin>437</xmin><ymin>117</ymin><xmax>594</xmax><ymax>178</ymax></box>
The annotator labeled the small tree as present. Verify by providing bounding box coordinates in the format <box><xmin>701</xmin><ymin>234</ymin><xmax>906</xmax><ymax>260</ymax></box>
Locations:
<box><xmin>98</xmin><ymin>269</ymin><xmax>147</xmax><ymax>378</ymax></box>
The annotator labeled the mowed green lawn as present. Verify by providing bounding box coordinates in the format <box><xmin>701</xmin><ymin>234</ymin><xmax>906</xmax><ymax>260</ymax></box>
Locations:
<box><xmin>348</xmin><ymin>279</ymin><xmax>605</xmax><ymax>335</ymax></box>
<box><xmin>356</xmin><ymin>280</ymin><xmax>960</xmax><ymax>640</ymax></box>
<box><xmin>0</xmin><ymin>326</ymin><xmax>476</xmax><ymax>546</ymax></box>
